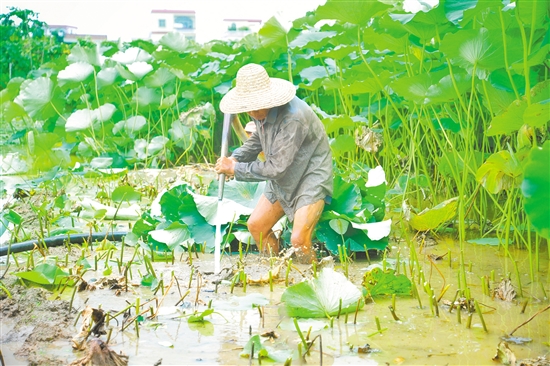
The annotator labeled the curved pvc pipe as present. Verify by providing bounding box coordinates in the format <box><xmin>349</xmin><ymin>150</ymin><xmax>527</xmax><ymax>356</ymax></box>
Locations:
<box><xmin>0</xmin><ymin>232</ymin><xmax>127</xmax><ymax>257</ymax></box>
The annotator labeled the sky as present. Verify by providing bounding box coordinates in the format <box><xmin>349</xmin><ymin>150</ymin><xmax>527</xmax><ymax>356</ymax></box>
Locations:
<box><xmin>1</xmin><ymin>0</ymin><xmax>327</xmax><ymax>43</ymax></box>
<box><xmin>1</xmin><ymin>0</ymin><xmax>434</xmax><ymax>43</ymax></box>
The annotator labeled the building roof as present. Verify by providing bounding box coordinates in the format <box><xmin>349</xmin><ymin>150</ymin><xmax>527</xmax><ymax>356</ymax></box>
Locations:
<box><xmin>223</xmin><ymin>19</ymin><xmax>262</xmax><ymax>23</ymax></box>
<box><xmin>48</xmin><ymin>25</ymin><xmax>78</xmax><ymax>29</ymax></box>
<box><xmin>151</xmin><ymin>9</ymin><xmax>196</xmax><ymax>14</ymax></box>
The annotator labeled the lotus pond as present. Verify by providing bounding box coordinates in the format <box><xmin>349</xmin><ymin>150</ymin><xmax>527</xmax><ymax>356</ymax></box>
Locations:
<box><xmin>0</xmin><ymin>167</ymin><xmax>548</xmax><ymax>365</ymax></box>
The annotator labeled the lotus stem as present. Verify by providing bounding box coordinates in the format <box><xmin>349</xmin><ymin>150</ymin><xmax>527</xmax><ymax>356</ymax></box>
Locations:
<box><xmin>474</xmin><ymin>300</ymin><xmax>488</xmax><ymax>332</ymax></box>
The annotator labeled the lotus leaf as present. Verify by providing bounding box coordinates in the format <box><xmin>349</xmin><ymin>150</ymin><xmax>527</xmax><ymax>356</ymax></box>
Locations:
<box><xmin>409</xmin><ymin>197</ymin><xmax>458</xmax><ymax>231</ymax></box>
<box><xmin>15</xmin><ymin>263</ymin><xmax>71</xmax><ymax>286</ymax></box>
<box><xmin>58</xmin><ymin>62</ymin><xmax>94</xmax><ymax>83</ymax></box>
<box><xmin>362</xmin><ymin>267</ymin><xmax>412</xmax><ymax>297</ymax></box>
<box><xmin>280</xmin><ymin>268</ymin><xmax>364</xmax><ymax>318</ymax></box>
<box><xmin>476</xmin><ymin>151</ymin><xmax>522</xmax><ymax>194</ymax></box>
<box><xmin>521</xmin><ymin>142</ymin><xmax>550</xmax><ymax>239</ymax></box>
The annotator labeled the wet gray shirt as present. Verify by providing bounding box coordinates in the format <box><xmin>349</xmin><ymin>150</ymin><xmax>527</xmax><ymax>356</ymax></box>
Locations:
<box><xmin>231</xmin><ymin>97</ymin><xmax>333</xmax><ymax>222</ymax></box>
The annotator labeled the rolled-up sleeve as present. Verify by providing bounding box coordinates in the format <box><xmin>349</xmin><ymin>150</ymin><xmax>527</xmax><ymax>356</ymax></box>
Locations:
<box><xmin>234</xmin><ymin>119</ymin><xmax>307</xmax><ymax>182</ymax></box>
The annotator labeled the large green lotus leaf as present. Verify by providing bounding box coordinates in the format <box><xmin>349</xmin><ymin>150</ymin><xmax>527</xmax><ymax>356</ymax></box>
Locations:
<box><xmin>111</xmin><ymin>47</ymin><xmax>152</xmax><ymax>64</ymax></box>
<box><xmin>159</xmin><ymin>32</ymin><xmax>194</xmax><ymax>53</ymax></box>
<box><xmin>316</xmin><ymin>220</ymin><xmax>343</xmax><ymax>254</ymax></box>
<box><xmin>281</xmin><ymin>268</ymin><xmax>364</xmax><ymax>318</ymax></box>
<box><xmin>346</xmin><ymin>228</ymin><xmax>389</xmax><ymax>251</ymax></box>
<box><xmin>211</xmin><ymin>180</ymin><xmax>266</xmax><ymax>210</ymax></box>
<box><xmin>330</xmin><ymin>134</ymin><xmax>355</xmax><ymax>157</ymax></box>
<box><xmin>477</xmin><ymin>81</ymin><xmax>516</xmax><ymax>115</ymax></box>
<box><xmin>322</xmin><ymin>115</ymin><xmax>355</xmax><ymax>135</ymax></box>
<box><xmin>364</xmin><ymin>26</ymin><xmax>407</xmax><ymax>53</ymax></box>
<box><xmin>441</xmin><ymin>28</ymin><xmax>504</xmax><ymax>79</ymax></box>
<box><xmin>112</xmin><ymin>185</ymin><xmax>142</xmax><ymax>203</ymax></box>
<box><xmin>299</xmin><ymin>65</ymin><xmax>333</xmax><ymax>90</ymax></box>
<box><xmin>58</xmin><ymin>62</ymin><xmax>94</xmax><ymax>84</ymax></box>
<box><xmin>115</xmin><ymin>64</ymin><xmax>139</xmax><ymax>81</ymax></box>
<box><xmin>94</xmin><ymin>103</ymin><xmax>116</xmax><ymax>122</ymax></box>
<box><xmin>18</xmin><ymin>77</ymin><xmax>55</xmax><ymax>118</ymax></box>
<box><xmin>113</xmin><ymin>116</ymin><xmax>147</xmax><ymax>135</ymax></box>
<box><xmin>409</xmin><ymin>197</ymin><xmax>458</xmax><ymax>231</ymax></box>
<box><xmin>317</xmin><ymin>44</ymin><xmax>356</xmax><ymax>60</ymax></box>
<box><xmin>289</xmin><ymin>30</ymin><xmax>336</xmax><ymax>49</ymax></box>
<box><xmin>134</xmin><ymin>87</ymin><xmax>161</xmax><ymax>106</ymax></box>
<box><xmin>521</xmin><ymin>142</ymin><xmax>550</xmax><ymax>239</ymax></box>
<box><xmin>192</xmin><ymin>194</ymin><xmax>253</xmax><ymax>226</ymax></box>
<box><xmin>258</xmin><ymin>16</ymin><xmax>287</xmax><ymax>48</ymax></box>
<box><xmin>2</xmin><ymin>101</ymin><xmax>27</xmax><ymax>123</ymax></box>
<box><xmin>315</xmin><ymin>0</ymin><xmax>391</xmax><ymax>26</ymax></box>
<box><xmin>65</xmin><ymin>108</ymin><xmax>94</xmax><ymax>132</ymax></box>
<box><xmin>476</xmin><ymin>150</ymin><xmax>522</xmax><ymax>194</ymax></box>
<box><xmin>168</xmin><ymin>121</ymin><xmax>195</xmax><ymax>149</ymax></box>
<box><xmin>68</xmin><ymin>45</ymin><xmax>100</xmax><ymax>66</ymax></box>
<box><xmin>488</xmin><ymin>68</ymin><xmax>536</xmax><ymax>95</ymax></box>
<box><xmin>149</xmin><ymin>221</ymin><xmax>192</xmax><ymax>249</ymax></box>
<box><xmin>158</xmin><ymin>185</ymin><xmax>217</xmax><ymax>250</ymax></box>
<box><xmin>443</xmin><ymin>0</ymin><xmax>478</xmax><ymax>24</ymax></box>
<box><xmin>15</xmin><ymin>263</ymin><xmax>70</xmax><ymax>285</ymax></box>
<box><xmin>487</xmin><ymin>99</ymin><xmax>527</xmax><ymax>136</ymax></box>
<box><xmin>0</xmin><ymin>77</ymin><xmax>25</xmax><ymax>104</ymax></box>
<box><xmin>350</xmin><ymin>219</ymin><xmax>391</xmax><ymax>241</ymax></box>
<box><xmin>517</xmin><ymin>0</ymin><xmax>547</xmax><ymax>28</ymax></box>
<box><xmin>342</xmin><ymin>73</ymin><xmax>388</xmax><ymax>95</ymax></box>
<box><xmin>329</xmin><ymin>218</ymin><xmax>349</xmax><ymax>235</ymax></box>
<box><xmin>362</xmin><ymin>267</ymin><xmax>412</xmax><ymax>297</ymax></box>
<box><xmin>426</xmin><ymin>73</ymin><xmax>472</xmax><ymax>104</ymax></box>
<box><xmin>523</xmin><ymin>102</ymin><xmax>550</xmax><ymax>129</ymax></box>
<box><xmin>144</xmin><ymin>67</ymin><xmax>176</xmax><ymax>88</ymax></box>
<box><xmin>97</xmin><ymin>67</ymin><xmax>118</xmax><ymax>88</ymax></box>
<box><xmin>391</xmin><ymin>74</ymin><xmax>433</xmax><ymax>104</ymax></box>
<box><xmin>127</xmin><ymin>62</ymin><xmax>153</xmax><ymax>79</ymax></box>
<box><xmin>330</xmin><ymin>175</ymin><xmax>361</xmax><ymax>216</ymax></box>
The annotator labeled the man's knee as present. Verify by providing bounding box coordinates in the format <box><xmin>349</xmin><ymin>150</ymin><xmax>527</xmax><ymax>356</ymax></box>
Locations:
<box><xmin>248</xmin><ymin>216</ymin><xmax>269</xmax><ymax>237</ymax></box>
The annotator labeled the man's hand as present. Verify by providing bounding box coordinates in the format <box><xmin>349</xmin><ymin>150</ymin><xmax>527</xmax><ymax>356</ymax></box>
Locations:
<box><xmin>215</xmin><ymin>156</ymin><xmax>237</xmax><ymax>176</ymax></box>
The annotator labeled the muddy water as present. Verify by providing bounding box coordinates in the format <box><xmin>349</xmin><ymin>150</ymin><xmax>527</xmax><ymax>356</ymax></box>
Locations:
<box><xmin>2</xmin><ymin>237</ymin><xmax>548</xmax><ymax>365</ymax></box>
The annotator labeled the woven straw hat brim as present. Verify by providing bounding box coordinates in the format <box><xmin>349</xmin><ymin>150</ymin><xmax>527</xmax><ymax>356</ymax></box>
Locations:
<box><xmin>220</xmin><ymin>78</ymin><xmax>296</xmax><ymax>114</ymax></box>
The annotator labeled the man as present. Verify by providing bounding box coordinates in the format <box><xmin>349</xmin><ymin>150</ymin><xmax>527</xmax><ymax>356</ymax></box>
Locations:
<box><xmin>215</xmin><ymin>63</ymin><xmax>332</xmax><ymax>263</ymax></box>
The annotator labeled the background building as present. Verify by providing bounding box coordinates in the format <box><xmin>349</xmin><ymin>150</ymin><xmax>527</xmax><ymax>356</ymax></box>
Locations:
<box><xmin>150</xmin><ymin>9</ymin><xmax>196</xmax><ymax>42</ymax></box>
<box><xmin>222</xmin><ymin>18</ymin><xmax>262</xmax><ymax>41</ymax></box>
<box><xmin>47</xmin><ymin>24</ymin><xmax>107</xmax><ymax>43</ymax></box>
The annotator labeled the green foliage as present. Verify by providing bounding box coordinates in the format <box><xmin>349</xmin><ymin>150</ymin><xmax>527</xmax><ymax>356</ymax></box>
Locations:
<box><xmin>317</xmin><ymin>166</ymin><xmax>390</xmax><ymax>254</ymax></box>
<box><xmin>522</xmin><ymin>142</ymin><xmax>550</xmax><ymax>239</ymax></box>
<box><xmin>2</xmin><ymin>0</ymin><xmax>549</xmax><ymax>251</ymax></box>
<box><xmin>362</xmin><ymin>267</ymin><xmax>412</xmax><ymax>297</ymax></box>
<box><xmin>0</xmin><ymin>8</ymin><xmax>68</xmax><ymax>88</ymax></box>
<box><xmin>408</xmin><ymin>197</ymin><xmax>458</xmax><ymax>231</ymax></box>
<box><xmin>15</xmin><ymin>262</ymin><xmax>73</xmax><ymax>287</ymax></box>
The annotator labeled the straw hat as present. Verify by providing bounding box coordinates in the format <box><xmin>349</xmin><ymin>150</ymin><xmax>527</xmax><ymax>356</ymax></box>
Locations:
<box><xmin>220</xmin><ymin>64</ymin><xmax>296</xmax><ymax>114</ymax></box>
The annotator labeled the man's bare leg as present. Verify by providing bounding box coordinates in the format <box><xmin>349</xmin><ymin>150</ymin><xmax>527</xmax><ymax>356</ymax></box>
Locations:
<box><xmin>247</xmin><ymin>195</ymin><xmax>285</xmax><ymax>255</ymax></box>
<box><xmin>291</xmin><ymin>200</ymin><xmax>325</xmax><ymax>263</ymax></box>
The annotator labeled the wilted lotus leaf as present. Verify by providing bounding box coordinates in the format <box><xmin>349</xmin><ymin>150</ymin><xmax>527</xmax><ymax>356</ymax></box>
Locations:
<box><xmin>492</xmin><ymin>341</ymin><xmax>516</xmax><ymax>366</ymax></box>
<box><xmin>355</xmin><ymin>126</ymin><xmax>382</xmax><ymax>152</ymax></box>
<box><xmin>493</xmin><ymin>278</ymin><xmax>516</xmax><ymax>302</ymax></box>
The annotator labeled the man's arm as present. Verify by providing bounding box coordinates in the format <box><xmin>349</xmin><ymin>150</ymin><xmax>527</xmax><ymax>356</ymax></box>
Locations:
<box><xmin>234</xmin><ymin>118</ymin><xmax>307</xmax><ymax>182</ymax></box>
<box><xmin>231</xmin><ymin>130</ymin><xmax>262</xmax><ymax>163</ymax></box>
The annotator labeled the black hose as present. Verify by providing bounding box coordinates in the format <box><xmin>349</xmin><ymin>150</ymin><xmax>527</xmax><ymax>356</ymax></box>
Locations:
<box><xmin>0</xmin><ymin>232</ymin><xmax>127</xmax><ymax>257</ymax></box>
